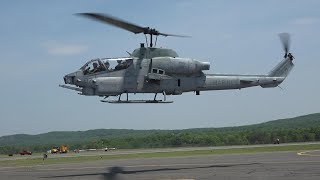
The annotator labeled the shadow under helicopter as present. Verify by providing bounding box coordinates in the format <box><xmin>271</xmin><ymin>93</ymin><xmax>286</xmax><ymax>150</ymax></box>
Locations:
<box><xmin>41</xmin><ymin>162</ymin><xmax>261</xmax><ymax>180</ymax></box>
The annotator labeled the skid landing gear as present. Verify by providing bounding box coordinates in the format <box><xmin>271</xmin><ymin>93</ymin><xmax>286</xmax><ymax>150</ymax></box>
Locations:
<box><xmin>100</xmin><ymin>92</ymin><xmax>173</xmax><ymax>103</ymax></box>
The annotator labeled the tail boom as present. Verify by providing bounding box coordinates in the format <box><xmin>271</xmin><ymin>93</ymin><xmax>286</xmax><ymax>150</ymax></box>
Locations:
<box><xmin>200</xmin><ymin>56</ymin><xmax>294</xmax><ymax>91</ymax></box>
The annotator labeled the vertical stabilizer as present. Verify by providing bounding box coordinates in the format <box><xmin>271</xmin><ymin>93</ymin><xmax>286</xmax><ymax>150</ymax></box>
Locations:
<box><xmin>268</xmin><ymin>57</ymin><xmax>294</xmax><ymax>77</ymax></box>
<box><xmin>268</xmin><ymin>33</ymin><xmax>294</xmax><ymax>78</ymax></box>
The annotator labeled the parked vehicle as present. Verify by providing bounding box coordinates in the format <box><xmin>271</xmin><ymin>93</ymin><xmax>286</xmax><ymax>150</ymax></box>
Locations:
<box><xmin>50</xmin><ymin>145</ymin><xmax>69</xmax><ymax>154</ymax></box>
<box><xmin>19</xmin><ymin>150</ymin><xmax>32</xmax><ymax>155</ymax></box>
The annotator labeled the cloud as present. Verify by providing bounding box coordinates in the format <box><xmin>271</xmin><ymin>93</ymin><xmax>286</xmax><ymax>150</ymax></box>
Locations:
<box><xmin>290</xmin><ymin>17</ymin><xmax>320</xmax><ymax>26</ymax></box>
<box><xmin>42</xmin><ymin>41</ymin><xmax>88</xmax><ymax>55</ymax></box>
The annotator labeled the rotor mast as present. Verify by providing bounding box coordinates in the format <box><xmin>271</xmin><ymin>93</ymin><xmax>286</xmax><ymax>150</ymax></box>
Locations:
<box><xmin>150</xmin><ymin>33</ymin><xmax>153</xmax><ymax>47</ymax></box>
<box><xmin>144</xmin><ymin>28</ymin><xmax>159</xmax><ymax>47</ymax></box>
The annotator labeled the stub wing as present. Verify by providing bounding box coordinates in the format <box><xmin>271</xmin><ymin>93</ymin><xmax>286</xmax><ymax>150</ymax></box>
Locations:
<box><xmin>147</xmin><ymin>73</ymin><xmax>172</xmax><ymax>81</ymax></box>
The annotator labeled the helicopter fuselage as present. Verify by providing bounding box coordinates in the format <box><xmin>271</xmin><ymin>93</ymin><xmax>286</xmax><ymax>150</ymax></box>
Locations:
<box><xmin>61</xmin><ymin>46</ymin><xmax>293</xmax><ymax>102</ymax></box>
<box><xmin>61</xmin><ymin>13</ymin><xmax>295</xmax><ymax>103</ymax></box>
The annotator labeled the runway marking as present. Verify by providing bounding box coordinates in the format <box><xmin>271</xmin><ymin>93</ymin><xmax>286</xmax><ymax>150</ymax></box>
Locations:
<box><xmin>297</xmin><ymin>150</ymin><xmax>320</xmax><ymax>156</ymax></box>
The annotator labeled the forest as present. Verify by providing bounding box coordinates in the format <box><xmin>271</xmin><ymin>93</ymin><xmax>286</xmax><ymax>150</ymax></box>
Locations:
<box><xmin>0</xmin><ymin>113</ymin><xmax>319</xmax><ymax>154</ymax></box>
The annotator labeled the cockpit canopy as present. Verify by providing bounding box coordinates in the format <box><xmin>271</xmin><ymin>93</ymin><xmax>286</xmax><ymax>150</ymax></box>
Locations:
<box><xmin>80</xmin><ymin>58</ymin><xmax>133</xmax><ymax>75</ymax></box>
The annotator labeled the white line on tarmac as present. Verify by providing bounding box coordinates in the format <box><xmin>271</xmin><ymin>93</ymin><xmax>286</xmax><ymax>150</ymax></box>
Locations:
<box><xmin>297</xmin><ymin>150</ymin><xmax>320</xmax><ymax>156</ymax></box>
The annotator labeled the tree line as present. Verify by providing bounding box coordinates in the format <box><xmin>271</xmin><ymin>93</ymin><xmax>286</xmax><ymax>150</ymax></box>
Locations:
<box><xmin>1</xmin><ymin>126</ymin><xmax>320</xmax><ymax>154</ymax></box>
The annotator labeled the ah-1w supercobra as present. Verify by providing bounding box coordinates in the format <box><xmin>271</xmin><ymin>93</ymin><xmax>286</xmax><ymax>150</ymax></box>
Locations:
<box><xmin>60</xmin><ymin>13</ymin><xmax>294</xmax><ymax>103</ymax></box>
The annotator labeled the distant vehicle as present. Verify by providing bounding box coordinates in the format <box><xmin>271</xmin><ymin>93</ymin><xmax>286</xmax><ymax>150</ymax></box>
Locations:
<box><xmin>50</xmin><ymin>145</ymin><xmax>69</xmax><ymax>154</ymax></box>
<box><xmin>19</xmin><ymin>150</ymin><xmax>32</xmax><ymax>155</ymax></box>
<box><xmin>104</xmin><ymin>147</ymin><xmax>116</xmax><ymax>151</ymax></box>
<box><xmin>274</xmin><ymin>138</ymin><xmax>280</xmax><ymax>144</ymax></box>
<box><xmin>59</xmin><ymin>145</ymin><xmax>68</xmax><ymax>153</ymax></box>
<box><xmin>73</xmin><ymin>149</ymin><xmax>80</xmax><ymax>153</ymax></box>
<box><xmin>8</xmin><ymin>153</ymin><xmax>13</xmax><ymax>156</ymax></box>
<box><xmin>50</xmin><ymin>148</ymin><xmax>59</xmax><ymax>154</ymax></box>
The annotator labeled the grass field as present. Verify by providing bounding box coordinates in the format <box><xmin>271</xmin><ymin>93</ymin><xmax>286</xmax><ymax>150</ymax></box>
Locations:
<box><xmin>1</xmin><ymin>143</ymin><xmax>320</xmax><ymax>167</ymax></box>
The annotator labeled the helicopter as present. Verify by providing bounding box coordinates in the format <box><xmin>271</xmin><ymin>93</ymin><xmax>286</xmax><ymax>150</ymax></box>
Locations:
<box><xmin>60</xmin><ymin>13</ymin><xmax>294</xmax><ymax>103</ymax></box>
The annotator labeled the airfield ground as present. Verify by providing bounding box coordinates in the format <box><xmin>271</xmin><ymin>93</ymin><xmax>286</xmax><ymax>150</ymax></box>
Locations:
<box><xmin>0</xmin><ymin>142</ymin><xmax>320</xmax><ymax>179</ymax></box>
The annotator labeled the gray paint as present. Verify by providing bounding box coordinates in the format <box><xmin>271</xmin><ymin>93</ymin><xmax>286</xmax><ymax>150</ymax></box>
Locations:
<box><xmin>61</xmin><ymin>47</ymin><xmax>294</xmax><ymax>102</ymax></box>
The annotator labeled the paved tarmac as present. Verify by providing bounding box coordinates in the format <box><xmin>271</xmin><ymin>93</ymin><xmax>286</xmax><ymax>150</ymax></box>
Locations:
<box><xmin>0</xmin><ymin>150</ymin><xmax>320</xmax><ymax>180</ymax></box>
<box><xmin>1</xmin><ymin>142</ymin><xmax>319</xmax><ymax>161</ymax></box>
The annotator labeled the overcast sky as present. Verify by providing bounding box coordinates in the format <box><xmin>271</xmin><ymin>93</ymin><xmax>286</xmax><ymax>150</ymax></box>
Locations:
<box><xmin>0</xmin><ymin>0</ymin><xmax>319</xmax><ymax>136</ymax></box>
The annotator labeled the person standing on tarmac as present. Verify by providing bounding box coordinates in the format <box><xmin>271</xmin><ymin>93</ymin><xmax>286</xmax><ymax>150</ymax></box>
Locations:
<box><xmin>43</xmin><ymin>153</ymin><xmax>48</xmax><ymax>164</ymax></box>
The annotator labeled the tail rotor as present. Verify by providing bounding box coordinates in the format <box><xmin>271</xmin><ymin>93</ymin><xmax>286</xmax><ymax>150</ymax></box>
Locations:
<box><xmin>279</xmin><ymin>33</ymin><xmax>291</xmax><ymax>58</ymax></box>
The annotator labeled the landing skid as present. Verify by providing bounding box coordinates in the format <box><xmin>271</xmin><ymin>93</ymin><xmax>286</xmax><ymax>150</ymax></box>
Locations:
<box><xmin>101</xmin><ymin>100</ymin><xmax>173</xmax><ymax>103</ymax></box>
<box><xmin>101</xmin><ymin>92</ymin><xmax>173</xmax><ymax>104</ymax></box>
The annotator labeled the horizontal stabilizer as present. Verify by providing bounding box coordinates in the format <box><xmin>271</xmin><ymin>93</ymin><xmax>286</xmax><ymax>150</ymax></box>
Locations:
<box><xmin>240</xmin><ymin>79</ymin><xmax>255</xmax><ymax>84</ymax></box>
<box><xmin>261</xmin><ymin>83</ymin><xmax>278</xmax><ymax>88</ymax></box>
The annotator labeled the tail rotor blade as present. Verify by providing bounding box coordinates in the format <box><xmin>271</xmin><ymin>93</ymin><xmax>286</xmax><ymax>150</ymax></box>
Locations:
<box><xmin>279</xmin><ymin>33</ymin><xmax>291</xmax><ymax>55</ymax></box>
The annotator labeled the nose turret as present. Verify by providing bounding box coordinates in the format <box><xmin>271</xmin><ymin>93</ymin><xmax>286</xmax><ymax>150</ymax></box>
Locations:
<box><xmin>64</xmin><ymin>73</ymin><xmax>76</xmax><ymax>84</ymax></box>
<box><xmin>64</xmin><ymin>70</ymin><xmax>83</xmax><ymax>85</ymax></box>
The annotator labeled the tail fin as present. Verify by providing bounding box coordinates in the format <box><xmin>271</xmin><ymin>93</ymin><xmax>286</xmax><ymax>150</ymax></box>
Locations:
<box><xmin>262</xmin><ymin>33</ymin><xmax>294</xmax><ymax>88</ymax></box>
<box><xmin>261</xmin><ymin>57</ymin><xmax>294</xmax><ymax>88</ymax></box>
<box><xmin>268</xmin><ymin>57</ymin><xmax>294</xmax><ymax>77</ymax></box>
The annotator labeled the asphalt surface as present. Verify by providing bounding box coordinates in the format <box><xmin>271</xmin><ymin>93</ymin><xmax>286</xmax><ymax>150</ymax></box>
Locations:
<box><xmin>1</xmin><ymin>142</ymin><xmax>319</xmax><ymax>161</ymax></box>
<box><xmin>0</xmin><ymin>150</ymin><xmax>320</xmax><ymax>180</ymax></box>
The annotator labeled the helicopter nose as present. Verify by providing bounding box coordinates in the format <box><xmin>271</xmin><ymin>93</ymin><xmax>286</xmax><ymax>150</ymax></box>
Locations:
<box><xmin>63</xmin><ymin>72</ymin><xmax>77</xmax><ymax>84</ymax></box>
<box><xmin>64</xmin><ymin>70</ymin><xmax>84</xmax><ymax>85</ymax></box>
<box><xmin>64</xmin><ymin>74</ymin><xmax>75</xmax><ymax>84</ymax></box>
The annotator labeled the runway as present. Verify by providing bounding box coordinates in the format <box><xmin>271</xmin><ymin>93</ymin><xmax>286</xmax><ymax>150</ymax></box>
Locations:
<box><xmin>1</xmin><ymin>142</ymin><xmax>319</xmax><ymax>161</ymax></box>
<box><xmin>0</xmin><ymin>150</ymin><xmax>319</xmax><ymax>180</ymax></box>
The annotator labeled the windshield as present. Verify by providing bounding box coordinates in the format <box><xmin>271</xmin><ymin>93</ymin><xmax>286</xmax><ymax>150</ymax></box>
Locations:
<box><xmin>81</xmin><ymin>59</ymin><xmax>106</xmax><ymax>75</ymax></box>
<box><xmin>81</xmin><ymin>58</ymin><xmax>133</xmax><ymax>75</ymax></box>
<box><xmin>102</xmin><ymin>58</ymin><xmax>133</xmax><ymax>72</ymax></box>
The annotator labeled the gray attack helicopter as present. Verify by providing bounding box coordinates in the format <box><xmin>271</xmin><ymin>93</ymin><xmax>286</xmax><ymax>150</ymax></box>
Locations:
<box><xmin>60</xmin><ymin>13</ymin><xmax>294</xmax><ymax>103</ymax></box>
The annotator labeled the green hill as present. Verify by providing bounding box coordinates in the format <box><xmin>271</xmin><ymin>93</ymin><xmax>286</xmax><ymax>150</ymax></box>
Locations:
<box><xmin>0</xmin><ymin>129</ymin><xmax>162</xmax><ymax>147</ymax></box>
<box><xmin>203</xmin><ymin>113</ymin><xmax>320</xmax><ymax>132</ymax></box>
<box><xmin>0</xmin><ymin>113</ymin><xmax>319</xmax><ymax>154</ymax></box>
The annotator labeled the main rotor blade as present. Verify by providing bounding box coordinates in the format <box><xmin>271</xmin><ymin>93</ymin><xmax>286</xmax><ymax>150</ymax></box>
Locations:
<box><xmin>76</xmin><ymin>13</ymin><xmax>190</xmax><ymax>38</ymax></box>
<box><xmin>279</xmin><ymin>32</ymin><xmax>291</xmax><ymax>54</ymax></box>
<box><xmin>158</xmin><ymin>32</ymin><xmax>191</xmax><ymax>38</ymax></box>
<box><xmin>76</xmin><ymin>13</ymin><xmax>146</xmax><ymax>34</ymax></box>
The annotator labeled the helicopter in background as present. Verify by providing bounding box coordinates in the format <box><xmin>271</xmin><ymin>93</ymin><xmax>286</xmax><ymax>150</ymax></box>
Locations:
<box><xmin>60</xmin><ymin>13</ymin><xmax>294</xmax><ymax>103</ymax></box>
